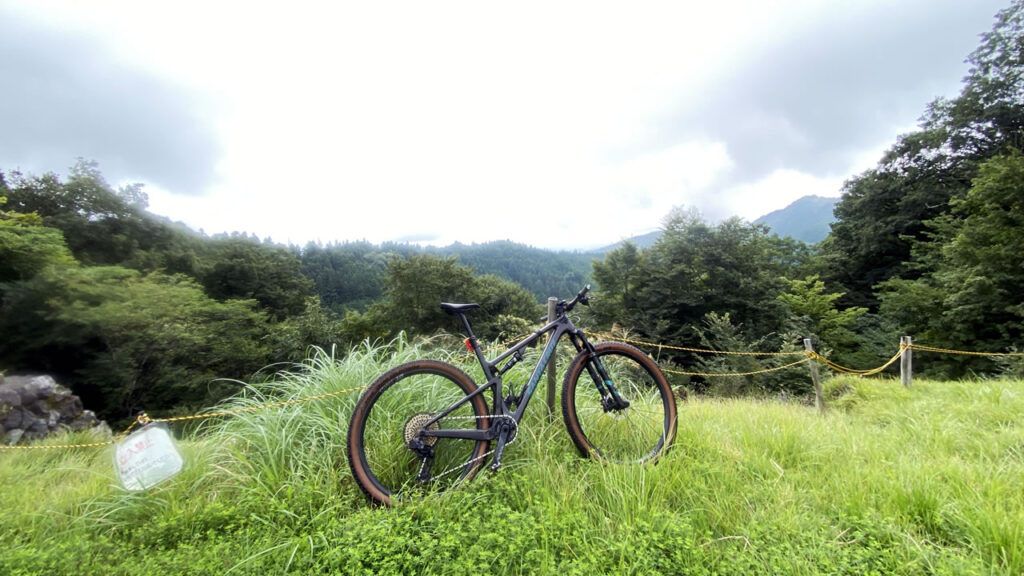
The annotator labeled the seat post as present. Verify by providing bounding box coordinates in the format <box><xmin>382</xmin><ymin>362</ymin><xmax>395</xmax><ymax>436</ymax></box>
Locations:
<box><xmin>458</xmin><ymin>313</ymin><xmax>479</xmax><ymax>345</ymax></box>
<box><xmin>457</xmin><ymin>313</ymin><xmax>495</xmax><ymax>378</ymax></box>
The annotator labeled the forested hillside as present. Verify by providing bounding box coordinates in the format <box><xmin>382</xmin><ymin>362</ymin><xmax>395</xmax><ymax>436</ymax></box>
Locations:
<box><xmin>3</xmin><ymin>1</ymin><xmax>1024</xmax><ymax>422</ymax></box>
<box><xmin>0</xmin><ymin>170</ymin><xmax>544</xmax><ymax>420</ymax></box>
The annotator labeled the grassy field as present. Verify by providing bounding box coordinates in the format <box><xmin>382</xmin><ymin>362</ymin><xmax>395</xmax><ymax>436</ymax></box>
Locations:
<box><xmin>1</xmin><ymin>339</ymin><xmax>1022</xmax><ymax>575</ymax></box>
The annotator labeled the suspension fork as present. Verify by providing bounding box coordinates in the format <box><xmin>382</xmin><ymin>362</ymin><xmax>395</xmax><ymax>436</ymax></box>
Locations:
<box><xmin>569</xmin><ymin>331</ymin><xmax>630</xmax><ymax>411</ymax></box>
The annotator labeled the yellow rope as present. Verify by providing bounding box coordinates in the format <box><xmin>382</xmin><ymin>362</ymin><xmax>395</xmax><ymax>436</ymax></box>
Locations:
<box><xmin>662</xmin><ymin>357</ymin><xmax>811</xmax><ymax>378</ymax></box>
<box><xmin>806</xmin><ymin>346</ymin><xmax>905</xmax><ymax>377</ymax></box>
<box><xmin>910</xmin><ymin>344</ymin><xmax>1024</xmax><ymax>357</ymax></box>
<box><xmin>585</xmin><ymin>331</ymin><xmax>804</xmax><ymax>357</ymax></box>
<box><xmin>0</xmin><ymin>414</ymin><xmax>145</xmax><ymax>451</ymax></box>
<box><xmin>7</xmin><ymin>336</ymin><xmax>1017</xmax><ymax>452</ymax></box>
<box><xmin>0</xmin><ymin>385</ymin><xmax>366</xmax><ymax>451</ymax></box>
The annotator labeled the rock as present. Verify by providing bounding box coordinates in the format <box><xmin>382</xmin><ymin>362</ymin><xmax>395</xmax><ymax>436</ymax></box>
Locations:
<box><xmin>2</xmin><ymin>407</ymin><xmax>24</xmax><ymax>430</ymax></box>
<box><xmin>57</xmin><ymin>396</ymin><xmax>83</xmax><ymax>419</ymax></box>
<box><xmin>6</xmin><ymin>428</ymin><xmax>24</xmax><ymax>446</ymax></box>
<box><xmin>0</xmin><ymin>375</ymin><xmax>109</xmax><ymax>445</ymax></box>
<box><xmin>27</xmin><ymin>419</ymin><xmax>49</xmax><ymax>435</ymax></box>
<box><xmin>68</xmin><ymin>410</ymin><xmax>100</xmax><ymax>431</ymax></box>
<box><xmin>15</xmin><ymin>375</ymin><xmax>58</xmax><ymax>403</ymax></box>
<box><xmin>0</xmin><ymin>388</ymin><xmax>20</xmax><ymax>408</ymax></box>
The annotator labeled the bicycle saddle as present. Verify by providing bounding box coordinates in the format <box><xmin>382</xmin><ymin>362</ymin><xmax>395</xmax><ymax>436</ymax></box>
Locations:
<box><xmin>439</xmin><ymin>303</ymin><xmax>480</xmax><ymax>315</ymax></box>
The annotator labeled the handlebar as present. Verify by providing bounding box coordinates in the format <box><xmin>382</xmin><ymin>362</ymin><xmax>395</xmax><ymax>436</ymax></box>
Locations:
<box><xmin>539</xmin><ymin>285</ymin><xmax>591</xmax><ymax>322</ymax></box>
<box><xmin>563</xmin><ymin>284</ymin><xmax>591</xmax><ymax>313</ymax></box>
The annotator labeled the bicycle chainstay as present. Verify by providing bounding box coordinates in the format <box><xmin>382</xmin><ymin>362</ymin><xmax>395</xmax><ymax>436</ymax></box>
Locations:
<box><xmin>417</xmin><ymin>414</ymin><xmax>519</xmax><ymax>482</ymax></box>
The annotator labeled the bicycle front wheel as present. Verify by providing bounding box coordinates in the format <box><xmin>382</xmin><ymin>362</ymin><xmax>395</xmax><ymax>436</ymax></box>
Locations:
<box><xmin>562</xmin><ymin>342</ymin><xmax>677</xmax><ymax>463</ymax></box>
<box><xmin>347</xmin><ymin>360</ymin><xmax>490</xmax><ymax>505</ymax></box>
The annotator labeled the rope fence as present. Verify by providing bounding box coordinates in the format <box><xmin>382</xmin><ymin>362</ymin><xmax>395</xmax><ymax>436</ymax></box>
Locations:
<box><xmin>583</xmin><ymin>332</ymin><xmax>1024</xmax><ymax>411</ymax></box>
<box><xmin>0</xmin><ymin>385</ymin><xmax>367</xmax><ymax>452</ymax></box>
<box><xmin>3</xmin><ymin>331</ymin><xmax>1020</xmax><ymax>452</ymax></box>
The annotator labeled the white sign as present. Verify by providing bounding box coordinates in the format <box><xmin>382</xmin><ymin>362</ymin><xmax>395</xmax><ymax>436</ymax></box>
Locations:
<box><xmin>114</xmin><ymin>423</ymin><xmax>184</xmax><ymax>491</ymax></box>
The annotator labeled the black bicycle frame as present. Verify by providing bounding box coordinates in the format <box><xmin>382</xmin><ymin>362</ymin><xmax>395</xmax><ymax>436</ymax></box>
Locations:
<box><xmin>419</xmin><ymin>313</ymin><xmax>590</xmax><ymax>443</ymax></box>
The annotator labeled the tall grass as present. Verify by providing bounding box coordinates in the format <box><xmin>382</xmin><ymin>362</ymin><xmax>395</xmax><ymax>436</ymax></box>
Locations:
<box><xmin>1</xmin><ymin>336</ymin><xmax>1022</xmax><ymax>574</ymax></box>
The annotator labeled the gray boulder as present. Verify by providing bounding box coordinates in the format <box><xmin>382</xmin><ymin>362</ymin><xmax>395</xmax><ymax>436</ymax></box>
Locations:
<box><xmin>0</xmin><ymin>374</ymin><xmax>109</xmax><ymax>445</ymax></box>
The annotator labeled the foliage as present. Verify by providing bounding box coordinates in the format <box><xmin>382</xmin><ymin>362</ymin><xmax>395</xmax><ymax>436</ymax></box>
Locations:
<box><xmin>592</xmin><ymin>208</ymin><xmax>804</xmax><ymax>352</ymax></box>
<box><xmin>826</xmin><ymin>0</ymin><xmax>1024</xmax><ymax>310</ymax></box>
<box><xmin>298</xmin><ymin>240</ymin><xmax>593</xmax><ymax>316</ymax></box>
<box><xmin>299</xmin><ymin>241</ymin><xmax>388</xmax><ymax>313</ymax></box>
<box><xmin>2</xmin><ymin>160</ymin><xmax>203</xmax><ymax>274</ymax></box>
<box><xmin>778</xmin><ymin>275</ymin><xmax>867</xmax><ymax>360</ymax></box>
<box><xmin>427</xmin><ymin>240</ymin><xmax>593</xmax><ymax>302</ymax></box>
<box><xmin>0</xmin><ymin>195</ymin><xmax>77</xmax><ymax>283</ymax></box>
<box><xmin>197</xmin><ymin>233</ymin><xmax>314</xmax><ymax>320</ymax></box>
<box><xmin>691</xmin><ymin>312</ymin><xmax>807</xmax><ymax>397</ymax></box>
<box><xmin>367</xmin><ymin>254</ymin><xmax>542</xmax><ymax>341</ymax></box>
<box><xmin>0</xmin><ymin>266</ymin><xmax>269</xmax><ymax>418</ymax></box>
<box><xmin>590</xmin><ymin>241</ymin><xmax>644</xmax><ymax>327</ymax></box>
<box><xmin>264</xmin><ymin>297</ymin><xmax>349</xmax><ymax>363</ymax></box>
<box><xmin>879</xmin><ymin>151</ymin><xmax>1024</xmax><ymax>377</ymax></box>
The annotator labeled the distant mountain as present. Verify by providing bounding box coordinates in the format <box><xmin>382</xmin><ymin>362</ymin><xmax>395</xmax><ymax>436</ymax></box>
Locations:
<box><xmin>754</xmin><ymin>195</ymin><xmax>838</xmax><ymax>244</ymax></box>
<box><xmin>592</xmin><ymin>230</ymin><xmax>661</xmax><ymax>254</ymax></box>
<box><xmin>594</xmin><ymin>195</ymin><xmax>838</xmax><ymax>253</ymax></box>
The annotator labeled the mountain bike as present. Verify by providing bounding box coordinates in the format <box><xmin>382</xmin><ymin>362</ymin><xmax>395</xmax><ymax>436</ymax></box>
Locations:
<box><xmin>346</xmin><ymin>285</ymin><xmax>678</xmax><ymax>505</ymax></box>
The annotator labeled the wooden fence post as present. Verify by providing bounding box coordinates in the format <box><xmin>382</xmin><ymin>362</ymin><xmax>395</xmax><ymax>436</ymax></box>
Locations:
<box><xmin>804</xmin><ymin>338</ymin><xmax>825</xmax><ymax>414</ymax></box>
<box><xmin>546</xmin><ymin>297</ymin><xmax>557</xmax><ymax>416</ymax></box>
<box><xmin>901</xmin><ymin>336</ymin><xmax>913</xmax><ymax>388</ymax></box>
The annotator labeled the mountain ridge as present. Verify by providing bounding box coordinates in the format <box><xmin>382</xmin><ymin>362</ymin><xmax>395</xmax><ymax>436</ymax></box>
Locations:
<box><xmin>593</xmin><ymin>195</ymin><xmax>838</xmax><ymax>253</ymax></box>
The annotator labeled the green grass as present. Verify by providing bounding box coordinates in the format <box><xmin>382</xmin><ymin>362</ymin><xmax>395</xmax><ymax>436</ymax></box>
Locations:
<box><xmin>2</xmin><ymin>338</ymin><xmax>1023</xmax><ymax>575</ymax></box>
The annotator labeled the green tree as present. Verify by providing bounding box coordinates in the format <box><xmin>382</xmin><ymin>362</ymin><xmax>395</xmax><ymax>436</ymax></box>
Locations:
<box><xmin>591</xmin><ymin>241</ymin><xmax>644</xmax><ymax>327</ymax></box>
<box><xmin>588</xmin><ymin>208</ymin><xmax>810</xmax><ymax>389</ymax></box>
<box><xmin>778</xmin><ymin>275</ymin><xmax>867</xmax><ymax>353</ymax></box>
<box><xmin>369</xmin><ymin>254</ymin><xmax>540</xmax><ymax>341</ymax></box>
<box><xmin>198</xmin><ymin>234</ymin><xmax>314</xmax><ymax>319</ymax></box>
<box><xmin>3</xmin><ymin>161</ymin><xmax>203</xmax><ymax>275</ymax></box>
<box><xmin>624</xmin><ymin>208</ymin><xmax>795</xmax><ymax>345</ymax></box>
<box><xmin>826</xmin><ymin>1</ymin><xmax>1024</xmax><ymax>309</ymax></box>
<box><xmin>0</xmin><ymin>195</ymin><xmax>76</xmax><ymax>283</ymax></box>
<box><xmin>0</xmin><ymin>266</ymin><xmax>269</xmax><ymax>417</ymax></box>
<box><xmin>880</xmin><ymin>151</ymin><xmax>1024</xmax><ymax>376</ymax></box>
<box><xmin>265</xmin><ymin>296</ymin><xmax>349</xmax><ymax>363</ymax></box>
<box><xmin>691</xmin><ymin>312</ymin><xmax>805</xmax><ymax>397</ymax></box>
<box><xmin>428</xmin><ymin>240</ymin><xmax>592</xmax><ymax>301</ymax></box>
<box><xmin>300</xmin><ymin>241</ymin><xmax>388</xmax><ymax>313</ymax></box>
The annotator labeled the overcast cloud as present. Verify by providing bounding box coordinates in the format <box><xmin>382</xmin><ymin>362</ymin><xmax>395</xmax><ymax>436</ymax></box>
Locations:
<box><xmin>0</xmin><ymin>10</ymin><xmax>221</xmax><ymax>193</ymax></box>
<box><xmin>0</xmin><ymin>0</ymin><xmax>1009</xmax><ymax>249</ymax></box>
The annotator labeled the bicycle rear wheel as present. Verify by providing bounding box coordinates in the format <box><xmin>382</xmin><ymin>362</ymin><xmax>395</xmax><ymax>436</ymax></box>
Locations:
<box><xmin>562</xmin><ymin>342</ymin><xmax>677</xmax><ymax>463</ymax></box>
<box><xmin>347</xmin><ymin>360</ymin><xmax>490</xmax><ymax>505</ymax></box>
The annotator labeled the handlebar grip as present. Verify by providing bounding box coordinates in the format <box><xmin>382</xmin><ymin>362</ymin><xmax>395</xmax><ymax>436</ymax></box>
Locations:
<box><xmin>563</xmin><ymin>285</ymin><xmax>592</xmax><ymax>312</ymax></box>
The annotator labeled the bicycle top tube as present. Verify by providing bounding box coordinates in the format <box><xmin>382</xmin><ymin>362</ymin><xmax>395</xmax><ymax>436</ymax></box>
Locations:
<box><xmin>442</xmin><ymin>284</ymin><xmax>591</xmax><ymax>376</ymax></box>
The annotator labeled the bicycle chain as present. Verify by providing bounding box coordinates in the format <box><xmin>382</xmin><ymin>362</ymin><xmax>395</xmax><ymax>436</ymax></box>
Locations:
<box><xmin>417</xmin><ymin>413</ymin><xmax>519</xmax><ymax>483</ymax></box>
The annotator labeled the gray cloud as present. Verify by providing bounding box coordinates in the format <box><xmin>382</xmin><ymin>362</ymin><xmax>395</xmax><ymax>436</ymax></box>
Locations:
<box><xmin>655</xmin><ymin>0</ymin><xmax>1006</xmax><ymax>184</ymax></box>
<box><xmin>0</xmin><ymin>9</ymin><xmax>221</xmax><ymax>194</ymax></box>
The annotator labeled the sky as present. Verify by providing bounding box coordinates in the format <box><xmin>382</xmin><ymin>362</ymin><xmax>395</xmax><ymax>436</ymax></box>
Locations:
<box><xmin>0</xmin><ymin>0</ymin><xmax>1009</xmax><ymax>250</ymax></box>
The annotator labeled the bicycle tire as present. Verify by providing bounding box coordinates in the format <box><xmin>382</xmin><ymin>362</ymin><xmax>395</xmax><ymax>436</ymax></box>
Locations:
<box><xmin>347</xmin><ymin>360</ymin><xmax>491</xmax><ymax>505</ymax></box>
<box><xmin>562</xmin><ymin>341</ymin><xmax>677</xmax><ymax>463</ymax></box>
